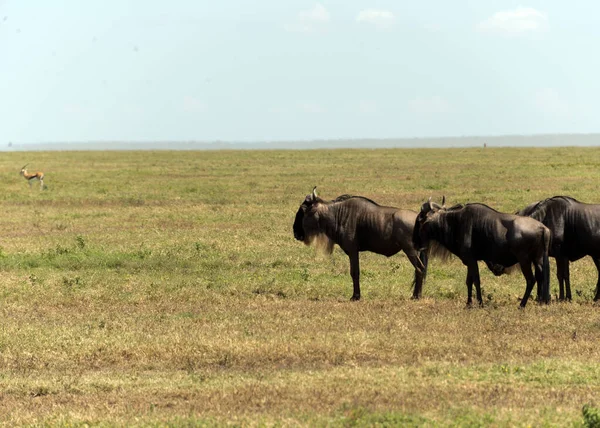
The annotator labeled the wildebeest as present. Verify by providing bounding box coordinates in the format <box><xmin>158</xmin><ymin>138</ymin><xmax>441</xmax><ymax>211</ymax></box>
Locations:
<box><xmin>518</xmin><ymin>195</ymin><xmax>600</xmax><ymax>301</ymax></box>
<box><xmin>293</xmin><ymin>187</ymin><xmax>428</xmax><ymax>300</ymax></box>
<box><xmin>413</xmin><ymin>198</ymin><xmax>550</xmax><ymax>307</ymax></box>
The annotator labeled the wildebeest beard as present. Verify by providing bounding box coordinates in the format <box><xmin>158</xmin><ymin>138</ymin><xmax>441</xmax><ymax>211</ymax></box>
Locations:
<box><xmin>293</xmin><ymin>201</ymin><xmax>334</xmax><ymax>255</ymax></box>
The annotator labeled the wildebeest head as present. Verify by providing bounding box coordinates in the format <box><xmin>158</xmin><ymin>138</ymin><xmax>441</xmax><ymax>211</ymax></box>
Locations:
<box><xmin>293</xmin><ymin>186</ymin><xmax>324</xmax><ymax>244</ymax></box>
<box><xmin>413</xmin><ymin>196</ymin><xmax>445</xmax><ymax>251</ymax></box>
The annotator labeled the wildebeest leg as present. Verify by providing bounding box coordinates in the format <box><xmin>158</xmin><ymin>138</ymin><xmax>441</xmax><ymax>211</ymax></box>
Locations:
<box><xmin>556</xmin><ymin>257</ymin><xmax>567</xmax><ymax>301</ymax></box>
<box><xmin>408</xmin><ymin>251</ymin><xmax>425</xmax><ymax>299</ymax></box>
<box><xmin>519</xmin><ymin>262</ymin><xmax>536</xmax><ymax>308</ymax></box>
<box><xmin>563</xmin><ymin>261</ymin><xmax>571</xmax><ymax>301</ymax></box>
<box><xmin>465</xmin><ymin>262</ymin><xmax>481</xmax><ymax>306</ymax></box>
<box><xmin>592</xmin><ymin>258</ymin><xmax>600</xmax><ymax>301</ymax></box>
<box><xmin>465</xmin><ymin>270</ymin><xmax>473</xmax><ymax>306</ymax></box>
<box><xmin>349</xmin><ymin>252</ymin><xmax>361</xmax><ymax>301</ymax></box>
<box><xmin>470</xmin><ymin>262</ymin><xmax>483</xmax><ymax>306</ymax></box>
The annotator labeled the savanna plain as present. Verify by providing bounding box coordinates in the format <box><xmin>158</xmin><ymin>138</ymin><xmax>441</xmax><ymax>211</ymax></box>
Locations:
<box><xmin>1</xmin><ymin>147</ymin><xmax>600</xmax><ymax>426</ymax></box>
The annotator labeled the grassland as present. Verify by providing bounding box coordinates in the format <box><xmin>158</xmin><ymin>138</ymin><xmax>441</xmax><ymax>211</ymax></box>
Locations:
<box><xmin>1</xmin><ymin>147</ymin><xmax>600</xmax><ymax>426</ymax></box>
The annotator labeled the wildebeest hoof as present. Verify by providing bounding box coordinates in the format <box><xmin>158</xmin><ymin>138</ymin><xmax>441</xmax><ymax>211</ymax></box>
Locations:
<box><xmin>350</xmin><ymin>295</ymin><xmax>361</xmax><ymax>301</ymax></box>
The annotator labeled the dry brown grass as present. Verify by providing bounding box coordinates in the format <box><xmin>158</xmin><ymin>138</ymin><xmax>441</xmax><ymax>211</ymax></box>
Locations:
<box><xmin>0</xmin><ymin>148</ymin><xmax>598</xmax><ymax>425</ymax></box>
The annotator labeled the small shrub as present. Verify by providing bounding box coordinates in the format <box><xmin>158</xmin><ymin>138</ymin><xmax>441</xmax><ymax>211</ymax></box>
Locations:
<box><xmin>62</xmin><ymin>276</ymin><xmax>83</xmax><ymax>288</ymax></box>
<box><xmin>54</xmin><ymin>245</ymin><xmax>71</xmax><ymax>255</ymax></box>
<box><xmin>583</xmin><ymin>404</ymin><xmax>600</xmax><ymax>428</ymax></box>
<box><xmin>76</xmin><ymin>235</ymin><xmax>86</xmax><ymax>249</ymax></box>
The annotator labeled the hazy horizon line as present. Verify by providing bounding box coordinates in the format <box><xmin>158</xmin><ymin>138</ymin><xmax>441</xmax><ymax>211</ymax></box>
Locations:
<box><xmin>4</xmin><ymin>133</ymin><xmax>600</xmax><ymax>151</ymax></box>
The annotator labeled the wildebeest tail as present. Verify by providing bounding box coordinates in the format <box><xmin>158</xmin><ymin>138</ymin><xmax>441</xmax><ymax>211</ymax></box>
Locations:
<box><xmin>542</xmin><ymin>227</ymin><xmax>551</xmax><ymax>304</ymax></box>
<box><xmin>411</xmin><ymin>249</ymin><xmax>429</xmax><ymax>299</ymax></box>
<box><xmin>420</xmin><ymin>249</ymin><xmax>428</xmax><ymax>283</ymax></box>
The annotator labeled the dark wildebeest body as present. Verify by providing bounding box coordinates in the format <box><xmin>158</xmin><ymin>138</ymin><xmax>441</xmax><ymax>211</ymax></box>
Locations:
<box><xmin>413</xmin><ymin>200</ymin><xmax>550</xmax><ymax>307</ymax></box>
<box><xmin>518</xmin><ymin>195</ymin><xmax>600</xmax><ymax>301</ymax></box>
<box><xmin>293</xmin><ymin>188</ymin><xmax>428</xmax><ymax>300</ymax></box>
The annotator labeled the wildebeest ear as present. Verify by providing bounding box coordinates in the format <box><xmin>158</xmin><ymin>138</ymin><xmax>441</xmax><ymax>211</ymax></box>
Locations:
<box><xmin>312</xmin><ymin>186</ymin><xmax>318</xmax><ymax>200</ymax></box>
<box><xmin>420</xmin><ymin>197</ymin><xmax>432</xmax><ymax>213</ymax></box>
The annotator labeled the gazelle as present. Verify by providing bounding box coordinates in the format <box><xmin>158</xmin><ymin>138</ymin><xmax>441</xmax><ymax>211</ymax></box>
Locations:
<box><xmin>20</xmin><ymin>164</ymin><xmax>45</xmax><ymax>189</ymax></box>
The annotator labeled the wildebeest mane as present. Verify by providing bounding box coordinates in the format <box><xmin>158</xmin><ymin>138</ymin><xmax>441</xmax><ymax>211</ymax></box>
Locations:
<box><xmin>517</xmin><ymin>200</ymin><xmax>545</xmax><ymax>219</ymax></box>
<box><xmin>517</xmin><ymin>196</ymin><xmax>580</xmax><ymax>222</ymax></box>
<box><xmin>446</xmin><ymin>203</ymin><xmax>464</xmax><ymax>211</ymax></box>
<box><xmin>464</xmin><ymin>202</ymin><xmax>505</xmax><ymax>213</ymax></box>
<box><xmin>332</xmin><ymin>194</ymin><xmax>381</xmax><ymax>206</ymax></box>
<box><xmin>444</xmin><ymin>202</ymin><xmax>502</xmax><ymax>214</ymax></box>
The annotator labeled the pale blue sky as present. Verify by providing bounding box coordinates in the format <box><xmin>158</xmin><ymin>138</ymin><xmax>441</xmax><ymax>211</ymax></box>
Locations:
<box><xmin>1</xmin><ymin>1</ymin><xmax>599</xmax><ymax>143</ymax></box>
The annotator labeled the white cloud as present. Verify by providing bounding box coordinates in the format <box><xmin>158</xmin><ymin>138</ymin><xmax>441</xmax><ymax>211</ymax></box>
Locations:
<box><xmin>284</xmin><ymin>4</ymin><xmax>330</xmax><ymax>33</ymax></box>
<box><xmin>477</xmin><ymin>7</ymin><xmax>548</xmax><ymax>35</ymax></box>
<box><xmin>533</xmin><ymin>88</ymin><xmax>568</xmax><ymax>115</ymax></box>
<box><xmin>299</xmin><ymin>3</ymin><xmax>329</xmax><ymax>23</ymax></box>
<box><xmin>356</xmin><ymin>9</ymin><xmax>395</xmax><ymax>29</ymax></box>
<box><xmin>408</xmin><ymin>96</ymin><xmax>450</xmax><ymax>115</ymax></box>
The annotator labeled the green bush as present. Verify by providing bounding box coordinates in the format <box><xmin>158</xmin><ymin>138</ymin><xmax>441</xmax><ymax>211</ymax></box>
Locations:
<box><xmin>583</xmin><ymin>404</ymin><xmax>600</xmax><ymax>428</ymax></box>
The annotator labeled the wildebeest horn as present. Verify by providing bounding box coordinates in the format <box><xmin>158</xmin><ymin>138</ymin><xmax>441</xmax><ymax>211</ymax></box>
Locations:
<box><xmin>421</xmin><ymin>197</ymin><xmax>433</xmax><ymax>213</ymax></box>
<box><xmin>312</xmin><ymin>186</ymin><xmax>318</xmax><ymax>200</ymax></box>
<box><xmin>441</xmin><ymin>195</ymin><xmax>446</xmax><ymax>208</ymax></box>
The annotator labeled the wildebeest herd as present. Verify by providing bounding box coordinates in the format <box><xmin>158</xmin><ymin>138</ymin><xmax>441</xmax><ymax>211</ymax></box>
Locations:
<box><xmin>293</xmin><ymin>188</ymin><xmax>600</xmax><ymax>308</ymax></box>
